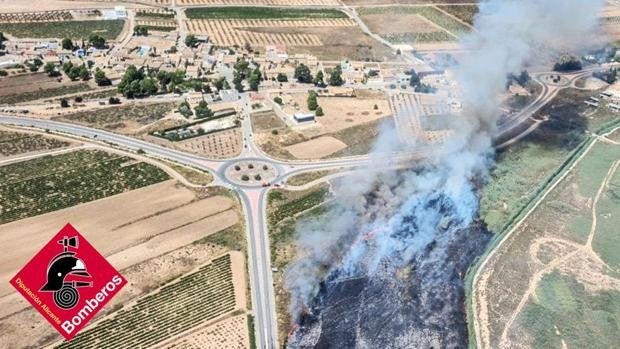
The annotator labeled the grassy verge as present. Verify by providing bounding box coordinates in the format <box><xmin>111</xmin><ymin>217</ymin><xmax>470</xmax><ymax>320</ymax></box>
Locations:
<box><xmin>0</xmin><ymin>149</ymin><xmax>169</xmax><ymax>224</ymax></box>
<box><xmin>169</xmin><ymin>163</ymin><xmax>214</xmax><ymax>186</ymax></box>
<box><xmin>0</xmin><ymin>19</ymin><xmax>125</xmax><ymax>39</ymax></box>
<box><xmin>247</xmin><ymin>315</ymin><xmax>257</xmax><ymax>349</ymax></box>
<box><xmin>285</xmin><ymin>170</ymin><xmax>331</xmax><ymax>186</ymax></box>
<box><xmin>186</xmin><ymin>7</ymin><xmax>347</xmax><ymax>19</ymax></box>
<box><xmin>201</xmin><ymin>224</ymin><xmax>247</xmax><ymax>253</ymax></box>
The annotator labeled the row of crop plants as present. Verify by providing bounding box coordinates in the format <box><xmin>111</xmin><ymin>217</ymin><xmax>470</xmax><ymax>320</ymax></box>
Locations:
<box><xmin>57</xmin><ymin>254</ymin><xmax>236</xmax><ymax>349</ymax></box>
<box><xmin>0</xmin><ymin>130</ymin><xmax>69</xmax><ymax>157</ymax></box>
<box><xmin>267</xmin><ymin>185</ymin><xmax>330</xmax><ymax>227</ymax></box>
<box><xmin>0</xmin><ymin>150</ymin><xmax>169</xmax><ymax>224</ymax></box>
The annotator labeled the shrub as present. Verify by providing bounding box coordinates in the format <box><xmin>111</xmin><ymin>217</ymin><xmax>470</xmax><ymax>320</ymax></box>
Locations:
<box><xmin>315</xmin><ymin>106</ymin><xmax>324</xmax><ymax>116</ymax></box>
<box><xmin>241</xmin><ymin>174</ymin><xmax>249</xmax><ymax>181</ymax></box>
<box><xmin>273</xmin><ymin>96</ymin><xmax>283</xmax><ymax>105</ymax></box>
<box><xmin>74</xmin><ymin>96</ymin><xmax>83</xmax><ymax>103</ymax></box>
<box><xmin>271</xmin><ymin>129</ymin><xmax>279</xmax><ymax>135</ymax></box>
<box><xmin>248</xmin><ymin>163</ymin><xmax>254</xmax><ymax>169</ymax></box>
<box><xmin>263</xmin><ymin>165</ymin><xmax>268</xmax><ymax>170</ymax></box>
<box><xmin>254</xmin><ymin>174</ymin><xmax>262</xmax><ymax>181</ymax></box>
<box><xmin>108</xmin><ymin>97</ymin><xmax>121</xmax><ymax>104</ymax></box>
<box><xmin>235</xmin><ymin>165</ymin><xmax>241</xmax><ymax>171</ymax></box>
<box><xmin>60</xmin><ymin>99</ymin><xmax>69</xmax><ymax>108</ymax></box>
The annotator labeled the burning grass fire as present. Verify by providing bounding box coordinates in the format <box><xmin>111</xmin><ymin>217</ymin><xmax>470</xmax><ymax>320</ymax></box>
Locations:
<box><xmin>283</xmin><ymin>0</ymin><xmax>605</xmax><ymax>347</ymax></box>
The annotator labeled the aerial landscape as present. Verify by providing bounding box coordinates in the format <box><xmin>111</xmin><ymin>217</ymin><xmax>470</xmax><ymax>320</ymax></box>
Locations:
<box><xmin>0</xmin><ymin>0</ymin><xmax>618</xmax><ymax>348</ymax></box>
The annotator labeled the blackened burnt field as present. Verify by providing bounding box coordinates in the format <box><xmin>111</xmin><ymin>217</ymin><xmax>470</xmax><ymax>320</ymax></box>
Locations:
<box><xmin>288</xmin><ymin>179</ymin><xmax>492</xmax><ymax>348</ymax></box>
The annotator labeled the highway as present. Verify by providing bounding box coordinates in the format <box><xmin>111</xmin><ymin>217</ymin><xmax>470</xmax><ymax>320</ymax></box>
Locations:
<box><xmin>0</xmin><ymin>67</ymin><xmax>599</xmax><ymax>349</ymax></box>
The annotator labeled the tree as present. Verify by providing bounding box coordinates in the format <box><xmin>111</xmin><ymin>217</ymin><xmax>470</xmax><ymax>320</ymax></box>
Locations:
<box><xmin>0</xmin><ymin>32</ymin><xmax>6</xmax><ymax>50</ymax></box>
<box><xmin>294</xmin><ymin>64</ymin><xmax>312</xmax><ymax>83</ymax></box>
<box><xmin>553</xmin><ymin>55</ymin><xmax>582</xmax><ymax>72</ymax></box>
<box><xmin>273</xmin><ymin>96</ymin><xmax>283</xmax><ymax>105</ymax></box>
<box><xmin>60</xmin><ymin>99</ymin><xmax>69</xmax><ymax>108</ymax></box>
<box><xmin>78</xmin><ymin>64</ymin><xmax>90</xmax><ymax>81</ymax></box>
<box><xmin>109</xmin><ymin>96</ymin><xmax>121</xmax><ymax>105</ymax></box>
<box><xmin>94</xmin><ymin>68</ymin><xmax>111</xmax><ymax>86</ymax></box>
<box><xmin>75</xmin><ymin>96</ymin><xmax>83</xmax><ymax>102</ymax></box>
<box><xmin>214</xmin><ymin>76</ymin><xmax>227</xmax><ymax>90</ymax></box>
<box><xmin>178</xmin><ymin>100</ymin><xmax>193</xmax><ymax>117</ymax></box>
<box><xmin>134</xmin><ymin>26</ymin><xmax>148</xmax><ymax>36</ymax></box>
<box><xmin>61</xmin><ymin>38</ymin><xmax>73</xmax><ymax>50</ymax></box>
<box><xmin>62</xmin><ymin>61</ymin><xmax>73</xmax><ymax>74</ymax></box>
<box><xmin>140</xmin><ymin>78</ymin><xmax>158</xmax><ymax>95</ymax></box>
<box><xmin>315</xmin><ymin>106</ymin><xmax>324</xmax><ymax>116</ymax></box>
<box><xmin>409</xmin><ymin>69</ymin><xmax>420</xmax><ymax>87</ymax></box>
<box><xmin>313</xmin><ymin>70</ymin><xmax>325</xmax><ymax>87</ymax></box>
<box><xmin>307</xmin><ymin>91</ymin><xmax>318</xmax><ymax>111</ymax></box>
<box><xmin>194</xmin><ymin>100</ymin><xmax>214</xmax><ymax>119</ymax></box>
<box><xmin>88</xmin><ymin>34</ymin><xmax>106</xmax><ymax>49</ymax></box>
<box><xmin>329</xmin><ymin>65</ymin><xmax>344</xmax><ymax>86</ymax></box>
<box><xmin>249</xmin><ymin>67</ymin><xmax>261</xmax><ymax>91</ymax></box>
<box><xmin>185</xmin><ymin>34</ymin><xmax>197</xmax><ymax>47</ymax></box>
<box><xmin>276</xmin><ymin>73</ymin><xmax>288</xmax><ymax>82</ymax></box>
<box><xmin>233</xmin><ymin>71</ymin><xmax>243</xmax><ymax>92</ymax></box>
<box><xmin>67</xmin><ymin>66</ymin><xmax>81</xmax><ymax>80</ymax></box>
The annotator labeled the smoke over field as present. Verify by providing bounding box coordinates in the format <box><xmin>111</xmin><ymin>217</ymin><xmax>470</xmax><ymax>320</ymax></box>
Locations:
<box><xmin>285</xmin><ymin>0</ymin><xmax>604</xmax><ymax>347</ymax></box>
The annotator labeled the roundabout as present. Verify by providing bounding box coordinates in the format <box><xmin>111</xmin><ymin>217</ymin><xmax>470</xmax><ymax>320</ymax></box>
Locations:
<box><xmin>222</xmin><ymin>158</ymin><xmax>280</xmax><ymax>188</ymax></box>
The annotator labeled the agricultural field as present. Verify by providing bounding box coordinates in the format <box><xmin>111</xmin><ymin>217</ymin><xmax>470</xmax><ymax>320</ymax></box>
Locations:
<box><xmin>53</xmin><ymin>102</ymin><xmax>177</xmax><ymax>134</ymax></box>
<box><xmin>0</xmin><ymin>19</ymin><xmax>124</xmax><ymax>39</ymax></box>
<box><xmin>437</xmin><ymin>4</ymin><xmax>479</xmax><ymax>25</ymax></box>
<box><xmin>164</xmin><ymin>313</ymin><xmax>249</xmax><ymax>349</ymax></box>
<box><xmin>180</xmin><ymin>0</ymin><xmax>339</xmax><ymax>5</ymax></box>
<box><xmin>0</xmin><ymin>149</ymin><xmax>169</xmax><ymax>224</ymax></box>
<box><xmin>0</xmin><ymin>10</ymin><xmax>72</xmax><ymax>23</ymax></box>
<box><xmin>358</xmin><ymin>6</ymin><xmax>471</xmax><ymax>45</ymax></box>
<box><xmin>0</xmin><ymin>73</ymin><xmax>92</xmax><ymax>105</ymax></box>
<box><xmin>185</xmin><ymin>7</ymin><xmax>393</xmax><ymax>60</ymax></box>
<box><xmin>185</xmin><ymin>7</ymin><xmax>347</xmax><ymax>20</ymax></box>
<box><xmin>175</xmin><ymin>128</ymin><xmax>243</xmax><ymax>158</ymax></box>
<box><xmin>0</xmin><ymin>128</ymin><xmax>70</xmax><ymax>157</ymax></box>
<box><xmin>472</xmin><ymin>130</ymin><xmax>620</xmax><ymax>349</ymax></box>
<box><xmin>0</xmin><ymin>180</ymin><xmax>243</xmax><ymax>348</ymax></box>
<box><xmin>56</xmin><ymin>253</ymin><xmax>240</xmax><ymax>349</ymax></box>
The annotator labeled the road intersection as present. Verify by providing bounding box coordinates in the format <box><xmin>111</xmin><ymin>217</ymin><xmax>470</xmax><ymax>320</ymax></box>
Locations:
<box><xmin>0</xmin><ymin>67</ymin><xmax>602</xmax><ymax>349</ymax></box>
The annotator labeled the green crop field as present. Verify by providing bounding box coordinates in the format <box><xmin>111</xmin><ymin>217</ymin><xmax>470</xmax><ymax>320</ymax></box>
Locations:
<box><xmin>0</xmin><ymin>130</ymin><xmax>69</xmax><ymax>157</ymax></box>
<box><xmin>56</xmin><ymin>254</ymin><xmax>236</xmax><ymax>349</ymax></box>
<box><xmin>0</xmin><ymin>19</ymin><xmax>125</xmax><ymax>39</ymax></box>
<box><xmin>185</xmin><ymin>7</ymin><xmax>347</xmax><ymax>20</ymax></box>
<box><xmin>267</xmin><ymin>184</ymin><xmax>330</xmax><ymax>227</ymax></box>
<box><xmin>437</xmin><ymin>4</ymin><xmax>479</xmax><ymax>25</ymax></box>
<box><xmin>0</xmin><ymin>149</ymin><xmax>169</xmax><ymax>224</ymax></box>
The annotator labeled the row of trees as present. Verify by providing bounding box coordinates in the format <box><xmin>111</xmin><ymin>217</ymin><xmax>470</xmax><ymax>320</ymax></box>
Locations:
<box><xmin>62</xmin><ymin>61</ymin><xmax>90</xmax><ymax>81</ymax></box>
<box><xmin>61</xmin><ymin>34</ymin><xmax>107</xmax><ymax>51</ymax></box>
<box><xmin>307</xmin><ymin>91</ymin><xmax>324</xmax><ymax>116</ymax></box>
<box><xmin>294</xmin><ymin>64</ymin><xmax>344</xmax><ymax>87</ymax></box>
<box><xmin>178</xmin><ymin>100</ymin><xmax>214</xmax><ymax>119</ymax></box>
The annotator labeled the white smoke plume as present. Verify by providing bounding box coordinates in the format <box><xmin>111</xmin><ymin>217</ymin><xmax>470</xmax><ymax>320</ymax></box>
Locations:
<box><xmin>284</xmin><ymin>0</ymin><xmax>605</xmax><ymax>327</ymax></box>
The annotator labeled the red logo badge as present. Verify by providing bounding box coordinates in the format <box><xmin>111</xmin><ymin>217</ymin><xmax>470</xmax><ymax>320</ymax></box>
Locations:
<box><xmin>9</xmin><ymin>223</ymin><xmax>127</xmax><ymax>340</ymax></box>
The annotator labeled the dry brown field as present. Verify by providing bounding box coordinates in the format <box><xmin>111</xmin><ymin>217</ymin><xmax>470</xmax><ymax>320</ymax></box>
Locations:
<box><xmin>0</xmin><ymin>73</ymin><xmax>81</xmax><ymax>98</ymax></box>
<box><xmin>0</xmin><ymin>178</ymin><xmax>244</xmax><ymax>348</ymax></box>
<box><xmin>175</xmin><ymin>128</ymin><xmax>243</xmax><ymax>158</ymax></box>
<box><xmin>361</xmin><ymin>12</ymin><xmax>444</xmax><ymax>35</ymax></box>
<box><xmin>285</xmin><ymin>135</ymin><xmax>346</xmax><ymax>159</ymax></box>
<box><xmin>0</xmin><ymin>180</ymin><xmax>237</xmax><ymax>297</ymax></box>
<box><xmin>163</xmin><ymin>314</ymin><xmax>250</xmax><ymax>349</ymax></box>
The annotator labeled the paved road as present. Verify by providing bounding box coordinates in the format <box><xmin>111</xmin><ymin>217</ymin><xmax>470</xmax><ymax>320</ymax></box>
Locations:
<box><xmin>0</xmin><ymin>66</ymin><xmax>602</xmax><ymax>349</ymax></box>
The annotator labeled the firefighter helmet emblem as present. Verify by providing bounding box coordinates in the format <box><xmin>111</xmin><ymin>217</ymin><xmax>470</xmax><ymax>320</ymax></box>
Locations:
<box><xmin>40</xmin><ymin>236</ymin><xmax>93</xmax><ymax>310</ymax></box>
